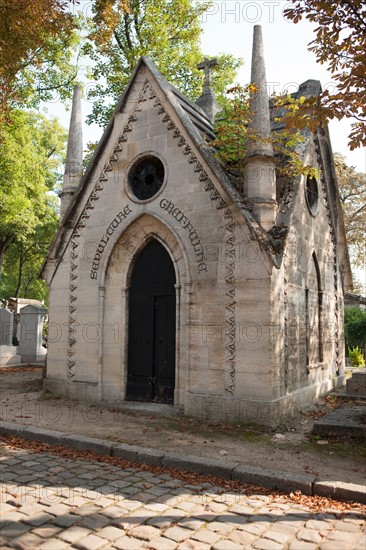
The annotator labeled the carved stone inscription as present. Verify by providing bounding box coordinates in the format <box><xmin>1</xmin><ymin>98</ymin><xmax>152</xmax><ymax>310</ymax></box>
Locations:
<box><xmin>90</xmin><ymin>205</ymin><xmax>132</xmax><ymax>279</ymax></box>
<box><xmin>159</xmin><ymin>198</ymin><xmax>207</xmax><ymax>273</ymax></box>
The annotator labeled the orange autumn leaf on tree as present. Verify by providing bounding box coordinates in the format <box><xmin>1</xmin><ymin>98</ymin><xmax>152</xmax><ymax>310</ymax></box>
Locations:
<box><xmin>283</xmin><ymin>1</ymin><xmax>366</xmax><ymax>150</ymax></box>
<box><xmin>0</xmin><ymin>0</ymin><xmax>74</xmax><ymax>79</ymax></box>
<box><xmin>0</xmin><ymin>0</ymin><xmax>75</xmax><ymax>125</ymax></box>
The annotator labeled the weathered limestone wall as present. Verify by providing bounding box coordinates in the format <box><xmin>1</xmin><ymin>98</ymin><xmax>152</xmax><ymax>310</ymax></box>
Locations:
<box><xmin>186</xmin><ymin>230</ymin><xmax>274</xmax><ymax>424</ymax></box>
<box><xmin>45</xmin><ymin>255</ymin><xmax>73</xmax><ymax>384</ymax></box>
<box><xmin>269</xmin><ymin>134</ymin><xmax>345</xmax><ymax>421</ymax></box>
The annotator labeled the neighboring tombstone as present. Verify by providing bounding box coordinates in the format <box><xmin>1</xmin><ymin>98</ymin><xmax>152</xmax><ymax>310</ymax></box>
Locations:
<box><xmin>7</xmin><ymin>297</ymin><xmax>45</xmax><ymax>345</ymax></box>
<box><xmin>0</xmin><ymin>307</ymin><xmax>21</xmax><ymax>366</ymax></box>
<box><xmin>18</xmin><ymin>304</ymin><xmax>47</xmax><ymax>363</ymax></box>
<box><xmin>346</xmin><ymin>368</ymin><xmax>366</xmax><ymax>398</ymax></box>
<box><xmin>0</xmin><ymin>308</ymin><xmax>13</xmax><ymax>346</ymax></box>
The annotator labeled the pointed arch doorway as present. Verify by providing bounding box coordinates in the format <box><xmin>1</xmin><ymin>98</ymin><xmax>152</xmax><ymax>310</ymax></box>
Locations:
<box><xmin>126</xmin><ymin>240</ymin><xmax>176</xmax><ymax>403</ymax></box>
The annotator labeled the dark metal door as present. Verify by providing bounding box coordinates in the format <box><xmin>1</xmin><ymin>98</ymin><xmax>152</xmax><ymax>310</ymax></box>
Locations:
<box><xmin>126</xmin><ymin>240</ymin><xmax>176</xmax><ymax>403</ymax></box>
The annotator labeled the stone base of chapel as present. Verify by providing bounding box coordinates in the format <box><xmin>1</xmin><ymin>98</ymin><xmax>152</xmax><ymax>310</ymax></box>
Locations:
<box><xmin>184</xmin><ymin>377</ymin><xmax>346</xmax><ymax>427</ymax></box>
<box><xmin>44</xmin><ymin>373</ymin><xmax>346</xmax><ymax>428</ymax></box>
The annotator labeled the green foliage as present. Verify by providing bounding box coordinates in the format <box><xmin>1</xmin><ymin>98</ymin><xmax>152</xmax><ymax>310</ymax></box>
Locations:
<box><xmin>0</xmin><ymin>110</ymin><xmax>66</xmax><ymax>295</ymax></box>
<box><xmin>210</xmin><ymin>85</ymin><xmax>251</xmax><ymax>180</ymax></box>
<box><xmin>83</xmin><ymin>0</ymin><xmax>242</xmax><ymax>126</ymax></box>
<box><xmin>211</xmin><ymin>86</ymin><xmax>318</xmax><ymax>183</ymax></box>
<box><xmin>83</xmin><ymin>141</ymin><xmax>98</xmax><ymax>170</ymax></box>
<box><xmin>10</xmin><ymin>30</ymin><xmax>81</xmax><ymax>111</ymax></box>
<box><xmin>344</xmin><ymin>308</ymin><xmax>366</xmax><ymax>357</ymax></box>
<box><xmin>334</xmin><ymin>153</ymin><xmax>366</xmax><ymax>268</ymax></box>
<box><xmin>345</xmin><ymin>307</ymin><xmax>366</xmax><ymax>325</ymax></box>
<box><xmin>348</xmin><ymin>346</ymin><xmax>365</xmax><ymax>368</ymax></box>
<box><xmin>0</xmin><ymin>198</ymin><xmax>59</xmax><ymax>302</ymax></box>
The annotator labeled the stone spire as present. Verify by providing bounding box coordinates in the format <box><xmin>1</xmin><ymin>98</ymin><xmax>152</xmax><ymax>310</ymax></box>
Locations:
<box><xmin>196</xmin><ymin>58</ymin><xmax>220</xmax><ymax>124</ymax></box>
<box><xmin>60</xmin><ymin>85</ymin><xmax>83</xmax><ymax>221</ymax></box>
<box><xmin>244</xmin><ymin>25</ymin><xmax>277</xmax><ymax>229</ymax></box>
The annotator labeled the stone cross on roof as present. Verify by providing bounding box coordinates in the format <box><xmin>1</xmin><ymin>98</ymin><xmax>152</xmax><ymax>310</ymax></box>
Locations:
<box><xmin>196</xmin><ymin>58</ymin><xmax>220</xmax><ymax>123</ymax></box>
<box><xmin>197</xmin><ymin>58</ymin><xmax>218</xmax><ymax>89</ymax></box>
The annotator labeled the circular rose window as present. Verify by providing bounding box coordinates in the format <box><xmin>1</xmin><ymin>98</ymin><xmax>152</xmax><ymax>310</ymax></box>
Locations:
<box><xmin>128</xmin><ymin>155</ymin><xmax>165</xmax><ymax>201</ymax></box>
<box><xmin>305</xmin><ymin>175</ymin><xmax>319</xmax><ymax>215</ymax></box>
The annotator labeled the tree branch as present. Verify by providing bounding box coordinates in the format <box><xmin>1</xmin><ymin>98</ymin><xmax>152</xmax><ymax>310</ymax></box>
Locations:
<box><xmin>342</xmin><ymin>0</ymin><xmax>366</xmax><ymax>32</ymax></box>
<box><xmin>123</xmin><ymin>14</ymin><xmax>133</xmax><ymax>50</ymax></box>
<box><xmin>352</xmin><ymin>203</ymin><xmax>366</xmax><ymax>217</ymax></box>
<box><xmin>133</xmin><ymin>0</ymin><xmax>142</xmax><ymax>43</ymax></box>
<box><xmin>113</xmin><ymin>29</ymin><xmax>126</xmax><ymax>54</ymax></box>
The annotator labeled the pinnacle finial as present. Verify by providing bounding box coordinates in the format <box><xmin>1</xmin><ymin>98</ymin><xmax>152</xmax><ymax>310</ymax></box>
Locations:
<box><xmin>60</xmin><ymin>85</ymin><xmax>83</xmax><ymax>220</ymax></box>
<box><xmin>196</xmin><ymin>58</ymin><xmax>220</xmax><ymax>123</ymax></box>
<box><xmin>246</xmin><ymin>25</ymin><xmax>273</xmax><ymax>158</ymax></box>
<box><xmin>243</xmin><ymin>26</ymin><xmax>277</xmax><ymax>229</ymax></box>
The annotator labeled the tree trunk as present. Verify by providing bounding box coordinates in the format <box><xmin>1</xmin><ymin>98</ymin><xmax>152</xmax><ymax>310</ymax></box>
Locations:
<box><xmin>24</xmin><ymin>275</ymin><xmax>34</xmax><ymax>298</ymax></box>
<box><xmin>0</xmin><ymin>235</ymin><xmax>13</xmax><ymax>279</ymax></box>
<box><xmin>0</xmin><ymin>250</ymin><xmax>4</xmax><ymax>280</ymax></box>
<box><xmin>15</xmin><ymin>245</ymin><xmax>24</xmax><ymax>297</ymax></box>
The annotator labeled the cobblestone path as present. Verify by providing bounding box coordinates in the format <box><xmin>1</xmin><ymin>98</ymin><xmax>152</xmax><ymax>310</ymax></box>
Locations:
<box><xmin>1</xmin><ymin>442</ymin><xmax>365</xmax><ymax>549</ymax></box>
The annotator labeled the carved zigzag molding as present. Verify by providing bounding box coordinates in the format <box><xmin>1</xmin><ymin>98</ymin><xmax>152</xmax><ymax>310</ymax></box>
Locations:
<box><xmin>66</xmin><ymin>80</ymin><xmax>236</xmax><ymax>393</ymax></box>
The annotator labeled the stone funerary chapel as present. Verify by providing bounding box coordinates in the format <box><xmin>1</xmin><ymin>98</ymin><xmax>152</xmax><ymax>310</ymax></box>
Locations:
<box><xmin>41</xmin><ymin>26</ymin><xmax>352</xmax><ymax>425</ymax></box>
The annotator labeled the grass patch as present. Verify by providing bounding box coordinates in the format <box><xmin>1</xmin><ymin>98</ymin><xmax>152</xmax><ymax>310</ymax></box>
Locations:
<box><xmin>42</xmin><ymin>391</ymin><xmax>62</xmax><ymax>400</ymax></box>
<box><xmin>296</xmin><ymin>436</ymin><xmax>366</xmax><ymax>461</ymax></box>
